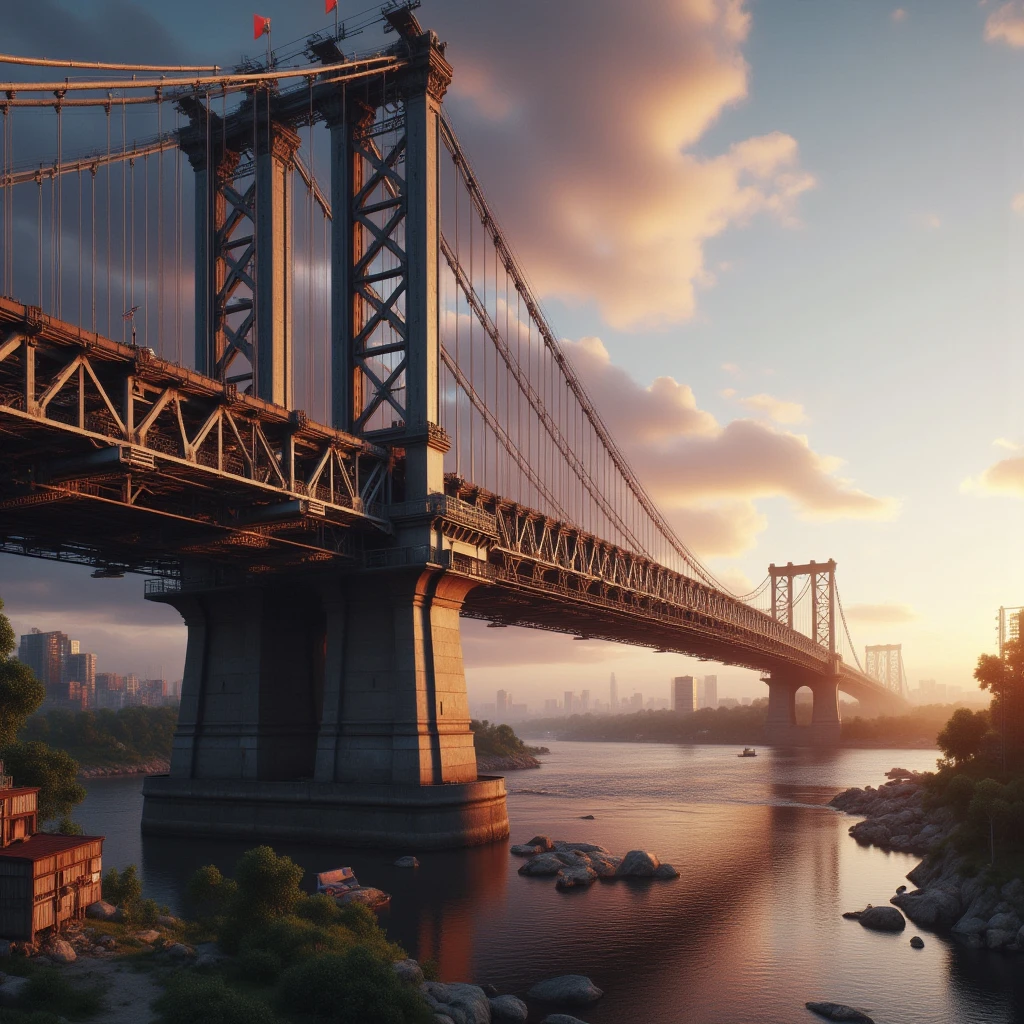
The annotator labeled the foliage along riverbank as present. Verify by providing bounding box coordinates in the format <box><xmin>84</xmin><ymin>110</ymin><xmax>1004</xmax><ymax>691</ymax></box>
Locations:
<box><xmin>518</xmin><ymin>701</ymin><xmax>964</xmax><ymax>749</ymax></box>
<box><xmin>831</xmin><ymin>639</ymin><xmax>1024</xmax><ymax>952</ymax></box>
<box><xmin>0</xmin><ymin>845</ymin><xmax>587</xmax><ymax>1024</ymax></box>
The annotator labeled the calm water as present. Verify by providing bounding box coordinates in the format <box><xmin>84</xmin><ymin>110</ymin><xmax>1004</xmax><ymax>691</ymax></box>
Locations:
<box><xmin>75</xmin><ymin>743</ymin><xmax>1024</xmax><ymax>1024</ymax></box>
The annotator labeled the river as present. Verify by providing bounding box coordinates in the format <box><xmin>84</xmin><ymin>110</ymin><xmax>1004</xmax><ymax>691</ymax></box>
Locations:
<box><xmin>75</xmin><ymin>742</ymin><xmax>1023</xmax><ymax>1023</ymax></box>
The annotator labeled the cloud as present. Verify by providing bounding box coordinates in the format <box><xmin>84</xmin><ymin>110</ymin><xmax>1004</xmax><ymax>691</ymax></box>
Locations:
<box><xmin>891</xmin><ymin>8</ymin><xmax>908</xmax><ymax>22</ymax></box>
<box><xmin>921</xmin><ymin>213</ymin><xmax>942</xmax><ymax>230</ymax></box>
<box><xmin>985</xmin><ymin>2</ymin><xmax>1024</xmax><ymax>47</ymax></box>
<box><xmin>844</xmin><ymin>603</ymin><xmax>917</xmax><ymax>624</ymax></box>
<box><xmin>994</xmin><ymin>437</ymin><xmax>1022</xmax><ymax>450</ymax></box>
<box><xmin>963</xmin><ymin>455</ymin><xmax>1024</xmax><ymax>495</ymax></box>
<box><xmin>1013</xmin><ymin>194</ymin><xmax>1024</xmax><ymax>214</ymax></box>
<box><xmin>439</xmin><ymin>0</ymin><xmax>815</xmax><ymax>329</ymax></box>
<box><xmin>722</xmin><ymin>363</ymin><xmax>740</xmax><ymax>374</ymax></box>
<box><xmin>738</xmin><ymin>392</ymin><xmax>807</xmax><ymax>425</ymax></box>
<box><xmin>562</xmin><ymin>337</ymin><xmax>897</xmax><ymax>556</ymax></box>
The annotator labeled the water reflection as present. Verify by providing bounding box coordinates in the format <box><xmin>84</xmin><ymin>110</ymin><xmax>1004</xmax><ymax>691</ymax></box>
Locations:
<box><xmin>74</xmin><ymin>744</ymin><xmax>1022</xmax><ymax>1024</ymax></box>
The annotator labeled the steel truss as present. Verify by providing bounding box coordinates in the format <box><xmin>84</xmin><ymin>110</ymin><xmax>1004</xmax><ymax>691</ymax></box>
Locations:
<box><xmin>0</xmin><ymin>299</ymin><xmax>390</xmax><ymax>575</ymax></box>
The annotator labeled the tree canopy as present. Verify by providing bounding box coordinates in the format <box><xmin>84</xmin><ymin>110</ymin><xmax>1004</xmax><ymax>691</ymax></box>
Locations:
<box><xmin>975</xmin><ymin>638</ymin><xmax>1024</xmax><ymax>770</ymax></box>
<box><xmin>0</xmin><ymin>597</ymin><xmax>45</xmax><ymax>747</ymax></box>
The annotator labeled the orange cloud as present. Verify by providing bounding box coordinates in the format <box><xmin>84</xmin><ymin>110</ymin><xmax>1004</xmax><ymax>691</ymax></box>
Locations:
<box><xmin>985</xmin><ymin>2</ymin><xmax>1024</xmax><ymax>46</ymax></box>
<box><xmin>562</xmin><ymin>337</ymin><xmax>897</xmax><ymax>556</ymax></box>
<box><xmin>738</xmin><ymin>392</ymin><xmax>807</xmax><ymax>424</ymax></box>
<box><xmin>439</xmin><ymin>0</ymin><xmax>814</xmax><ymax>329</ymax></box>
<box><xmin>844</xmin><ymin>603</ymin><xmax>917</xmax><ymax>624</ymax></box>
<box><xmin>964</xmin><ymin>455</ymin><xmax>1024</xmax><ymax>495</ymax></box>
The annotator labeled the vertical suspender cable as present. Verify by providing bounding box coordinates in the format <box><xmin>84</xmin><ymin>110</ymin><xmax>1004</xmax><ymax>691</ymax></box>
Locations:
<box><xmin>143</xmin><ymin>151</ymin><xmax>148</xmax><ymax>346</ymax></box>
<box><xmin>157</xmin><ymin>95</ymin><xmax>163</xmax><ymax>355</ymax></box>
<box><xmin>55</xmin><ymin>100</ymin><xmax>62</xmax><ymax>318</ymax></box>
<box><xmin>90</xmin><ymin>167</ymin><xmax>96</xmax><ymax>332</ymax></box>
<box><xmin>105</xmin><ymin>101</ymin><xmax>111</xmax><ymax>335</ymax></box>
<box><xmin>36</xmin><ymin>173</ymin><xmax>42</xmax><ymax>307</ymax></box>
<box><xmin>121</xmin><ymin>96</ymin><xmax>127</xmax><ymax>341</ymax></box>
<box><xmin>78</xmin><ymin>166</ymin><xmax>82</xmax><ymax>327</ymax></box>
<box><xmin>175</xmin><ymin>106</ymin><xmax>182</xmax><ymax>363</ymax></box>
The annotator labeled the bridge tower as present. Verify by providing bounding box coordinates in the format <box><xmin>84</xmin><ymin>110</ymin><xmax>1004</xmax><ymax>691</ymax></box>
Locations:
<box><xmin>764</xmin><ymin>560</ymin><xmax>842</xmax><ymax>747</ymax></box>
<box><xmin>142</xmin><ymin>21</ymin><xmax>509</xmax><ymax>848</ymax></box>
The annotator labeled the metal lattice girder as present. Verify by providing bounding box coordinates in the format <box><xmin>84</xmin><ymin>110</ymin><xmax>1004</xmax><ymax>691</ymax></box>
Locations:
<box><xmin>865</xmin><ymin>644</ymin><xmax>905</xmax><ymax>696</ymax></box>
<box><xmin>769</xmin><ymin>560</ymin><xmax>836</xmax><ymax>655</ymax></box>
<box><xmin>0</xmin><ymin>300</ymin><xmax>390</xmax><ymax>575</ymax></box>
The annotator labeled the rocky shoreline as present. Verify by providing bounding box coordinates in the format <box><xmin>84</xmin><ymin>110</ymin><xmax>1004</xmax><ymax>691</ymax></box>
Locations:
<box><xmin>831</xmin><ymin>769</ymin><xmax>1024</xmax><ymax>951</ymax></box>
<box><xmin>77</xmin><ymin>759</ymin><xmax>170</xmax><ymax>779</ymax></box>
<box><xmin>476</xmin><ymin>753</ymin><xmax>542</xmax><ymax>772</ymax></box>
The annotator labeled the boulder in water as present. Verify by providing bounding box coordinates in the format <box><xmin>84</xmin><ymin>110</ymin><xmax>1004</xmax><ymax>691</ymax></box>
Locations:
<box><xmin>527</xmin><ymin>975</ymin><xmax>603</xmax><ymax>1006</ymax></box>
<box><xmin>555</xmin><ymin>865</ymin><xmax>598</xmax><ymax>889</ymax></box>
<box><xmin>510</xmin><ymin>844</ymin><xmax>544</xmax><ymax>856</ymax></box>
<box><xmin>541</xmin><ymin>1017</ymin><xmax>592</xmax><ymax>1024</ymax></box>
<box><xmin>394</xmin><ymin>856</ymin><xmax>419</xmax><ymax>869</ymax></box>
<box><xmin>519</xmin><ymin>853</ymin><xmax>564</xmax><ymax>876</ymax></box>
<box><xmin>910</xmin><ymin>936</ymin><xmax>924</xmax><ymax>948</ymax></box>
<box><xmin>489</xmin><ymin>994</ymin><xmax>528</xmax><ymax>1023</ymax></box>
<box><xmin>806</xmin><ymin>1001</ymin><xmax>875</xmax><ymax>1023</ymax></box>
<box><xmin>526</xmin><ymin>835</ymin><xmax>555</xmax><ymax>852</ymax></box>
<box><xmin>654</xmin><ymin>863</ymin><xmax>680</xmax><ymax>879</ymax></box>
<box><xmin>616</xmin><ymin>850</ymin><xmax>660</xmax><ymax>877</ymax></box>
<box><xmin>857</xmin><ymin>906</ymin><xmax>905</xmax><ymax>932</ymax></box>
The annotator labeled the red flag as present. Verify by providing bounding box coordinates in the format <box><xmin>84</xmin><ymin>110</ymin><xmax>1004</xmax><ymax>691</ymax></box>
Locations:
<box><xmin>253</xmin><ymin>14</ymin><xmax>271</xmax><ymax>40</ymax></box>
<box><xmin>326</xmin><ymin>0</ymin><xmax>338</xmax><ymax>12</ymax></box>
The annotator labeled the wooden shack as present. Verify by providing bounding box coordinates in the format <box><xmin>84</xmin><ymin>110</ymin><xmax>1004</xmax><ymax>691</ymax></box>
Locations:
<box><xmin>0</xmin><ymin>764</ymin><xmax>103</xmax><ymax>942</ymax></box>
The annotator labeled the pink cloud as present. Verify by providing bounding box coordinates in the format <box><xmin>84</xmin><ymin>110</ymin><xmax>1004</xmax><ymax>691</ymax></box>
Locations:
<box><xmin>986</xmin><ymin>3</ymin><xmax>1024</xmax><ymax>47</ymax></box>
<box><xmin>436</xmin><ymin>0</ymin><xmax>814</xmax><ymax>329</ymax></box>
<box><xmin>561</xmin><ymin>337</ymin><xmax>897</xmax><ymax>556</ymax></box>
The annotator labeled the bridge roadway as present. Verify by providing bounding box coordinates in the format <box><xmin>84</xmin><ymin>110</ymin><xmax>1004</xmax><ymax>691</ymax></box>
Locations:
<box><xmin>0</xmin><ymin>297</ymin><xmax>902</xmax><ymax>715</ymax></box>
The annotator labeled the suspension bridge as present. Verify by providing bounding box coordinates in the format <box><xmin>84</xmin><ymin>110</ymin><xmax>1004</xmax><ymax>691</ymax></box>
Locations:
<box><xmin>0</xmin><ymin>5</ymin><xmax>909</xmax><ymax>846</ymax></box>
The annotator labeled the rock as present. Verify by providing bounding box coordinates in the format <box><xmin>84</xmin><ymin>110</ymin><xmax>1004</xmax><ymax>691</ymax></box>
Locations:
<box><xmin>481</xmin><ymin>984</ymin><xmax>498</xmax><ymax>997</ymax></box>
<box><xmin>525</xmin><ymin>835</ymin><xmax>555</xmax><ymax>852</ymax></box>
<box><xmin>556</xmin><ymin>865</ymin><xmax>598</xmax><ymax>889</ymax></box>
<box><xmin>33</xmin><ymin>956</ymin><xmax>52</xmax><ymax>966</ymax></box>
<box><xmin>986</xmin><ymin>928</ymin><xmax>1017</xmax><ymax>950</ymax></box>
<box><xmin>988</xmin><ymin>911</ymin><xmax>1021</xmax><ymax>934</ymax></box>
<box><xmin>135</xmin><ymin>930</ymin><xmax>161</xmax><ymax>944</ymax></box>
<box><xmin>434</xmin><ymin>1017</ymin><xmax>457</xmax><ymax>1024</ymax></box>
<box><xmin>552</xmin><ymin>842</ymin><xmax>609</xmax><ymax>854</ymax></box>
<box><xmin>590</xmin><ymin>855</ymin><xmax>622</xmax><ymax>879</ymax></box>
<box><xmin>393</xmin><ymin>959</ymin><xmax>424</xmax><ymax>986</ymax></box>
<box><xmin>98</xmin><ymin>936</ymin><xmax>116</xmax><ymax>950</ymax></box>
<box><xmin>0</xmin><ymin>974</ymin><xmax>29</xmax><ymax>1007</ymax></box>
<box><xmin>45</xmin><ymin>938</ymin><xmax>77</xmax><ymax>964</ymax></box>
<box><xmin>424</xmin><ymin>982</ymin><xmax>452</xmax><ymax>1004</ymax></box>
<box><xmin>91</xmin><ymin>945</ymin><xmax>106</xmax><ymax>955</ymax></box>
<box><xmin>166</xmin><ymin>943</ymin><xmax>194</xmax><ymax>958</ymax></box>
<box><xmin>952</xmin><ymin>915</ymin><xmax>990</xmax><ymax>938</ymax></box>
<box><xmin>519</xmin><ymin>853</ymin><xmax>564</xmax><ymax>876</ymax></box>
<box><xmin>579</xmin><ymin>815</ymin><xmax>595</xmax><ymax>820</ymax></box>
<box><xmin>489</xmin><ymin>994</ymin><xmax>529</xmax><ymax>1023</ymax></box>
<box><xmin>910</xmin><ymin>936</ymin><xmax>924</xmax><ymax>948</ymax></box>
<box><xmin>857</xmin><ymin>906</ymin><xmax>905</xmax><ymax>932</ymax></box>
<box><xmin>891</xmin><ymin>887</ymin><xmax>961</xmax><ymax>928</ymax></box>
<box><xmin>541</xmin><ymin>1017</ymin><xmax>592</xmax><ymax>1024</ymax></box>
<box><xmin>86</xmin><ymin>900</ymin><xmax>118</xmax><ymax>921</ymax></box>
<box><xmin>157</xmin><ymin>915</ymin><xmax>181</xmax><ymax>928</ymax></box>
<box><xmin>444</xmin><ymin>982</ymin><xmax>491</xmax><ymax>1024</ymax></box>
<box><xmin>194</xmin><ymin>953</ymin><xmax>223</xmax><ymax>969</ymax></box>
<box><xmin>395</xmin><ymin>856</ymin><xmax>420</xmax><ymax>868</ymax></box>
<box><xmin>336</xmin><ymin>887</ymin><xmax>390</xmax><ymax>910</ymax></box>
<box><xmin>1002</xmin><ymin>878</ymin><xmax>1024</xmax><ymax>905</ymax></box>
<box><xmin>616</xmin><ymin>850</ymin><xmax>660</xmax><ymax>877</ymax></box>
<box><xmin>806</xmin><ymin>1001</ymin><xmax>875</xmax><ymax>1023</ymax></box>
<box><xmin>527</xmin><ymin>975</ymin><xmax>603</xmax><ymax>1006</ymax></box>
<box><xmin>510</xmin><ymin>844</ymin><xmax>544</xmax><ymax>856</ymax></box>
<box><xmin>654</xmin><ymin>863</ymin><xmax>680</xmax><ymax>880</ymax></box>
<box><xmin>896</xmin><ymin>885</ymin><xmax>906</xmax><ymax>894</ymax></box>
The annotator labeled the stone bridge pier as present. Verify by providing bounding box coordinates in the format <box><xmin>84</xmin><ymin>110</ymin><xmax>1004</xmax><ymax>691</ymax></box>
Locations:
<box><xmin>764</xmin><ymin>671</ymin><xmax>843</xmax><ymax>747</ymax></box>
<box><xmin>140</xmin><ymin>565</ymin><xmax>510</xmax><ymax>848</ymax></box>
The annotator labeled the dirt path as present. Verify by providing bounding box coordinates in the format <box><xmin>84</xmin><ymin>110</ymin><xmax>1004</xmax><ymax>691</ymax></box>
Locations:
<box><xmin>63</xmin><ymin>957</ymin><xmax>163</xmax><ymax>1024</ymax></box>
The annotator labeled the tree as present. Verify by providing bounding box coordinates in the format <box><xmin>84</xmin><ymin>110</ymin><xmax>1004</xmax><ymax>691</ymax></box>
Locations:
<box><xmin>937</xmin><ymin>708</ymin><xmax>989</xmax><ymax>767</ymax></box>
<box><xmin>231</xmin><ymin>846</ymin><xmax>304</xmax><ymax>925</ymax></box>
<box><xmin>975</xmin><ymin>639</ymin><xmax>1024</xmax><ymax>770</ymax></box>
<box><xmin>967</xmin><ymin>779</ymin><xmax>1012</xmax><ymax>865</ymax></box>
<box><xmin>1</xmin><ymin>741</ymin><xmax>85</xmax><ymax>822</ymax></box>
<box><xmin>0</xmin><ymin>597</ymin><xmax>45</xmax><ymax>746</ymax></box>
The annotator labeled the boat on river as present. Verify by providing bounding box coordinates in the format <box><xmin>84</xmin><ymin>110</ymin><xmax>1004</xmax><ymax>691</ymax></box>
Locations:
<box><xmin>738</xmin><ymin>748</ymin><xmax>757</xmax><ymax>758</ymax></box>
<box><xmin>316</xmin><ymin>867</ymin><xmax>390</xmax><ymax>911</ymax></box>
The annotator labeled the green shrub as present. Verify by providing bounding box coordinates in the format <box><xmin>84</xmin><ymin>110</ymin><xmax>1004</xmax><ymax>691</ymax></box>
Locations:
<box><xmin>237</xmin><ymin>948</ymin><xmax>282</xmax><ymax>985</ymax></box>
<box><xmin>102</xmin><ymin>864</ymin><xmax>142</xmax><ymax>907</ymax></box>
<box><xmin>187</xmin><ymin>864</ymin><xmax>238</xmax><ymax>923</ymax></box>
<box><xmin>138</xmin><ymin>898</ymin><xmax>160</xmax><ymax>928</ymax></box>
<box><xmin>154</xmin><ymin>975</ymin><xmax>280</xmax><ymax>1024</ymax></box>
<box><xmin>277</xmin><ymin>947</ymin><xmax>433</xmax><ymax>1024</ymax></box>
<box><xmin>294</xmin><ymin>892</ymin><xmax>340</xmax><ymax>927</ymax></box>
<box><xmin>19</xmin><ymin>968</ymin><xmax>104</xmax><ymax>1017</ymax></box>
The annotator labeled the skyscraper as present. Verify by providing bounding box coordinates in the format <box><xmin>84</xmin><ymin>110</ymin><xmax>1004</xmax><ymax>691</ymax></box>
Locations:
<box><xmin>496</xmin><ymin>689</ymin><xmax>509</xmax><ymax>715</ymax></box>
<box><xmin>64</xmin><ymin>652</ymin><xmax>97</xmax><ymax>707</ymax></box>
<box><xmin>609</xmin><ymin>673</ymin><xmax>618</xmax><ymax>712</ymax></box>
<box><xmin>580</xmin><ymin>689</ymin><xmax>590</xmax><ymax>712</ymax></box>
<box><xmin>18</xmin><ymin>629</ymin><xmax>71</xmax><ymax>693</ymax></box>
<box><xmin>672</xmin><ymin>676</ymin><xmax>697</xmax><ymax>713</ymax></box>
<box><xmin>564</xmin><ymin>691</ymin><xmax>575</xmax><ymax>715</ymax></box>
<box><xmin>703</xmin><ymin>675</ymin><xmax>718</xmax><ymax>709</ymax></box>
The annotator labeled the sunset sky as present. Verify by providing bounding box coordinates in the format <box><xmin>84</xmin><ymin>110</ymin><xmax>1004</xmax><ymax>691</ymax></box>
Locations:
<box><xmin>2</xmin><ymin>0</ymin><xmax>1024</xmax><ymax>706</ymax></box>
